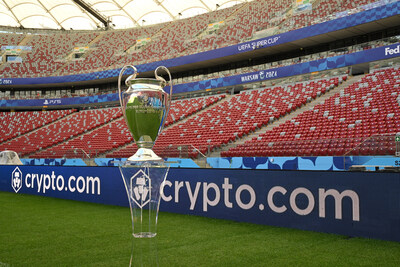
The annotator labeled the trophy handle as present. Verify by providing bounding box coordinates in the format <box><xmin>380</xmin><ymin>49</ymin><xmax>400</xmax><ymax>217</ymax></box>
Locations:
<box><xmin>155</xmin><ymin>66</ymin><xmax>173</xmax><ymax>126</ymax></box>
<box><xmin>118</xmin><ymin>65</ymin><xmax>138</xmax><ymax>108</ymax></box>
<box><xmin>155</xmin><ymin>66</ymin><xmax>172</xmax><ymax>98</ymax></box>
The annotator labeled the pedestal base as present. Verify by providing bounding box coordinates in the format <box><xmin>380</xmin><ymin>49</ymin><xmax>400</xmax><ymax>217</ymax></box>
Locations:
<box><xmin>119</xmin><ymin>159</ymin><xmax>169</xmax><ymax>238</ymax></box>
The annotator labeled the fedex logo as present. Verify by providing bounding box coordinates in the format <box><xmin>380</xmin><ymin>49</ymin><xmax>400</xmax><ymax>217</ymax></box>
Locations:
<box><xmin>385</xmin><ymin>45</ymin><xmax>400</xmax><ymax>56</ymax></box>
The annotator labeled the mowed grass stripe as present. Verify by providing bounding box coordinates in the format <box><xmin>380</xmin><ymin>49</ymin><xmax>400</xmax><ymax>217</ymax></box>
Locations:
<box><xmin>1</xmin><ymin>192</ymin><xmax>399</xmax><ymax>266</ymax></box>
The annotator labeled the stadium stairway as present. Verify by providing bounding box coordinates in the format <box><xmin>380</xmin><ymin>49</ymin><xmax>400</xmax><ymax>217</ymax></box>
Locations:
<box><xmin>16</xmin><ymin>34</ymin><xmax>34</xmax><ymax>46</ymax></box>
<box><xmin>207</xmin><ymin>75</ymin><xmax>361</xmax><ymax>157</ymax></box>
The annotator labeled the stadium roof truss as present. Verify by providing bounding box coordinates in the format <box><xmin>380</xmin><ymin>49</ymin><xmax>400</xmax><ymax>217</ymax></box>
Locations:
<box><xmin>0</xmin><ymin>0</ymin><xmax>246</xmax><ymax>30</ymax></box>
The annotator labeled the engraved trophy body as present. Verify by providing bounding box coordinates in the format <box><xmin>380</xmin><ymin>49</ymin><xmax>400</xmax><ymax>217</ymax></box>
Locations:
<box><xmin>118</xmin><ymin>65</ymin><xmax>172</xmax><ymax>240</ymax></box>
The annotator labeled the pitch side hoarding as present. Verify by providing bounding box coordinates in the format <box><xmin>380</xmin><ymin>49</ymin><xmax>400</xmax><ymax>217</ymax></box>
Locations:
<box><xmin>1</xmin><ymin>166</ymin><xmax>399</xmax><ymax>242</ymax></box>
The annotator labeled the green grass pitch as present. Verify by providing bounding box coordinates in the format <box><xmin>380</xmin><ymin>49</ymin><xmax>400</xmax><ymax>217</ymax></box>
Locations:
<box><xmin>0</xmin><ymin>191</ymin><xmax>399</xmax><ymax>266</ymax></box>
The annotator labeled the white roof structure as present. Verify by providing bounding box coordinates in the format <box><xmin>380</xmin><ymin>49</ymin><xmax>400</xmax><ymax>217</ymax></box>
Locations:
<box><xmin>0</xmin><ymin>0</ymin><xmax>246</xmax><ymax>30</ymax></box>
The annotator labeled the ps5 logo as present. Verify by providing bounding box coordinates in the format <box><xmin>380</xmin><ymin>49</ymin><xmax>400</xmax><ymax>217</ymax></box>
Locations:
<box><xmin>43</xmin><ymin>99</ymin><xmax>61</xmax><ymax>105</ymax></box>
<box><xmin>11</xmin><ymin>167</ymin><xmax>23</xmax><ymax>193</ymax></box>
<box><xmin>130</xmin><ymin>169</ymin><xmax>151</xmax><ymax>209</ymax></box>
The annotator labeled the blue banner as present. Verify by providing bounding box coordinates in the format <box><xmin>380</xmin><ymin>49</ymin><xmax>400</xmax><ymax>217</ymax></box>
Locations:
<box><xmin>21</xmin><ymin>156</ymin><xmax>400</xmax><ymax>171</ymax></box>
<box><xmin>207</xmin><ymin>156</ymin><xmax>400</xmax><ymax>170</ymax></box>
<box><xmin>0</xmin><ymin>93</ymin><xmax>118</xmax><ymax>107</ymax></box>
<box><xmin>0</xmin><ymin>165</ymin><xmax>399</xmax><ymax>242</ymax></box>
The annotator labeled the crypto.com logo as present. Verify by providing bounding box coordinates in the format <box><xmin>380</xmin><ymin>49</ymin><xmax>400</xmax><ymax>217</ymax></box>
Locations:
<box><xmin>130</xmin><ymin>169</ymin><xmax>151</xmax><ymax>209</ymax></box>
<box><xmin>11</xmin><ymin>167</ymin><xmax>23</xmax><ymax>193</ymax></box>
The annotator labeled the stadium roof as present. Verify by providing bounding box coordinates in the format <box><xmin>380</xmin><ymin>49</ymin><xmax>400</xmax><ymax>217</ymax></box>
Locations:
<box><xmin>0</xmin><ymin>0</ymin><xmax>246</xmax><ymax>30</ymax></box>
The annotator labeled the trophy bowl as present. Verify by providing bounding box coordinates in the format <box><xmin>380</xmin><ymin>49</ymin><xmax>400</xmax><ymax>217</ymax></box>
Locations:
<box><xmin>118</xmin><ymin>65</ymin><xmax>172</xmax><ymax>162</ymax></box>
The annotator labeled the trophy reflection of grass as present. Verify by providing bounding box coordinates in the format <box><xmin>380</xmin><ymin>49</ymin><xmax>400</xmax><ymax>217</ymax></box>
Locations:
<box><xmin>125</xmin><ymin>93</ymin><xmax>164</xmax><ymax>147</ymax></box>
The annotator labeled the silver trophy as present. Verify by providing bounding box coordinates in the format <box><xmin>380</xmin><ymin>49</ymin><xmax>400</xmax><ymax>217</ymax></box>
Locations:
<box><xmin>118</xmin><ymin>65</ymin><xmax>172</xmax><ymax>239</ymax></box>
<box><xmin>118</xmin><ymin>65</ymin><xmax>172</xmax><ymax>161</ymax></box>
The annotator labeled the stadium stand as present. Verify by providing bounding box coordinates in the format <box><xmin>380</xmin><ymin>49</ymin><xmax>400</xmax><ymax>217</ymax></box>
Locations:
<box><xmin>279</xmin><ymin>0</ymin><xmax>379</xmax><ymax>32</ymax></box>
<box><xmin>31</xmin><ymin>117</ymin><xmax>130</xmax><ymax>158</ymax></box>
<box><xmin>0</xmin><ymin>0</ymin><xmax>386</xmax><ymax>78</ymax></box>
<box><xmin>2</xmin><ymin>66</ymin><xmax>400</xmax><ymax>159</ymax></box>
<box><xmin>223</xmin><ymin>67</ymin><xmax>400</xmax><ymax>157</ymax></box>
<box><xmin>0</xmin><ymin>32</ymin><xmax>98</xmax><ymax>77</ymax></box>
<box><xmin>0</xmin><ymin>108</ymin><xmax>121</xmax><ymax>157</ymax></box>
<box><xmin>0</xmin><ymin>0</ymin><xmax>399</xmax><ymax>161</ymax></box>
<box><xmin>154</xmin><ymin>76</ymin><xmax>343</xmax><ymax>157</ymax></box>
<box><xmin>18</xmin><ymin>94</ymin><xmax>224</xmax><ymax>159</ymax></box>
<box><xmin>0</xmin><ymin>109</ymin><xmax>75</xmax><ymax>143</ymax></box>
<box><xmin>57</xmin><ymin>26</ymin><xmax>164</xmax><ymax>75</ymax></box>
<box><xmin>2</xmin><ymin>35</ymin><xmax>398</xmax><ymax>102</ymax></box>
<box><xmin>0</xmin><ymin>32</ymin><xmax>25</xmax><ymax>47</ymax></box>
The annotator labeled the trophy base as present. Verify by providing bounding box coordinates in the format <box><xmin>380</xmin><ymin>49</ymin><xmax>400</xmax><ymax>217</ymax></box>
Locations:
<box><xmin>128</xmin><ymin>148</ymin><xmax>163</xmax><ymax>162</ymax></box>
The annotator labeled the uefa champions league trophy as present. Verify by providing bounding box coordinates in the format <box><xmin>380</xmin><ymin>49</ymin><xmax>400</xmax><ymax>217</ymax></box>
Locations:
<box><xmin>118</xmin><ymin>65</ymin><xmax>172</xmax><ymax>239</ymax></box>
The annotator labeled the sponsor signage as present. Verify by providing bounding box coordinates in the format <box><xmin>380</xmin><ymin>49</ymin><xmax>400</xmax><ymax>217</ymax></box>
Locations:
<box><xmin>11</xmin><ymin>167</ymin><xmax>23</xmax><ymax>193</ymax></box>
<box><xmin>43</xmin><ymin>99</ymin><xmax>62</xmax><ymax>105</ymax></box>
<box><xmin>129</xmin><ymin>169</ymin><xmax>151</xmax><ymax>208</ymax></box>
<box><xmin>1</xmin><ymin>166</ymin><xmax>116</xmax><ymax>205</ymax></box>
<box><xmin>385</xmin><ymin>45</ymin><xmax>400</xmax><ymax>56</ymax></box>
<box><xmin>240</xmin><ymin>70</ymin><xmax>278</xmax><ymax>83</ymax></box>
<box><xmin>237</xmin><ymin>36</ymin><xmax>281</xmax><ymax>52</ymax></box>
<box><xmin>0</xmin><ymin>93</ymin><xmax>118</xmax><ymax>107</ymax></box>
<box><xmin>0</xmin><ymin>166</ymin><xmax>399</xmax><ymax>242</ymax></box>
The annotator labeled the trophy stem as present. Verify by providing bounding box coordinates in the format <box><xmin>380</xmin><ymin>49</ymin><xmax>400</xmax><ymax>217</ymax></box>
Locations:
<box><xmin>128</xmin><ymin>148</ymin><xmax>163</xmax><ymax>162</ymax></box>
